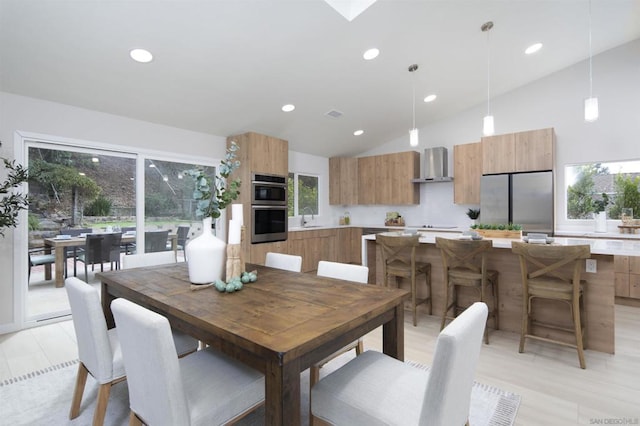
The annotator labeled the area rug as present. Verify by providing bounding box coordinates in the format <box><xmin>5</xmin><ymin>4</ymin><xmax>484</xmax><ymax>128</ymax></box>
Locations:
<box><xmin>1</xmin><ymin>355</ymin><xmax>520</xmax><ymax>426</ymax></box>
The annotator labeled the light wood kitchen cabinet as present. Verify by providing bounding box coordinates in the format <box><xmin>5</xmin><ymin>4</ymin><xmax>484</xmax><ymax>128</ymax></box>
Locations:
<box><xmin>614</xmin><ymin>255</ymin><xmax>640</xmax><ymax>299</ymax></box>
<box><xmin>481</xmin><ymin>133</ymin><xmax>515</xmax><ymax>174</ymax></box>
<box><xmin>357</xmin><ymin>155</ymin><xmax>377</xmax><ymax>204</ymax></box>
<box><xmin>249</xmin><ymin>241</ymin><xmax>289</xmax><ymax>266</ymax></box>
<box><xmin>227</xmin><ymin>132</ymin><xmax>288</xmax><ymax>264</ymax></box>
<box><xmin>614</xmin><ymin>255</ymin><xmax>630</xmax><ymax>297</ymax></box>
<box><xmin>357</xmin><ymin>151</ymin><xmax>420</xmax><ymax>205</ymax></box>
<box><xmin>228</xmin><ymin>131</ymin><xmax>288</xmax><ymax>177</ymax></box>
<box><xmin>329</xmin><ymin>157</ymin><xmax>359</xmax><ymax>205</ymax></box>
<box><xmin>336</xmin><ymin>227</ymin><xmax>362</xmax><ymax>265</ymax></box>
<box><xmin>631</xmin><ymin>256</ymin><xmax>640</xmax><ymax>299</ymax></box>
<box><xmin>453</xmin><ymin>142</ymin><xmax>482</xmax><ymax>204</ymax></box>
<box><xmin>481</xmin><ymin>127</ymin><xmax>554</xmax><ymax>174</ymax></box>
<box><xmin>288</xmin><ymin>229</ymin><xmax>338</xmax><ymax>273</ymax></box>
<box><xmin>514</xmin><ymin>128</ymin><xmax>554</xmax><ymax>172</ymax></box>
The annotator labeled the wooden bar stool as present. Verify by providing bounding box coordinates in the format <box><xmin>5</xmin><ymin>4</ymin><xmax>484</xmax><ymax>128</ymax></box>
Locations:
<box><xmin>436</xmin><ymin>237</ymin><xmax>499</xmax><ymax>344</ymax></box>
<box><xmin>511</xmin><ymin>241</ymin><xmax>591</xmax><ymax>369</ymax></box>
<box><xmin>376</xmin><ymin>233</ymin><xmax>431</xmax><ymax>326</ymax></box>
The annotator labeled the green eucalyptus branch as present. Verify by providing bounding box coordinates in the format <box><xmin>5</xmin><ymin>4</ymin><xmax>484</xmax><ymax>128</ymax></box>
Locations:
<box><xmin>1</xmin><ymin>158</ymin><xmax>31</xmax><ymax>237</ymax></box>
<box><xmin>184</xmin><ymin>142</ymin><xmax>242</xmax><ymax>220</ymax></box>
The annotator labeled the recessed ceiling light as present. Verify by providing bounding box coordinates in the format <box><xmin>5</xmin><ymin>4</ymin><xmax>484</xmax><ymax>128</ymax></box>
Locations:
<box><xmin>353</xmin><ymin>130</ymin><xmax>364</xmax><ymax>136</ymax></box>
<box><xmin>423</xmin><ymin>94</ymin><xmax>437</xmax><ymax>103</ymax></box>
<box><xmin>363</xmin><ymin>48</ymin><xmax>379</xmax><ymax>60</ymax></box>
<box><xmin>282</xmin><ymin>104</ymin><xmax>295</xmax><ymax>112</ymax></box>
<box><xmin>525</xmin><ymin>43</ymin><xmax>543</xmax><ymax>55</ymax></box>
<box><xmin>130</xmin><ymin>48</ymin><xmax>153</xmax><ymax>63</ymax></box>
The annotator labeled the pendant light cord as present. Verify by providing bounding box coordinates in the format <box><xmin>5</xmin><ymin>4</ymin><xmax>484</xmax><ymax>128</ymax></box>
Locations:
<box><xmin>486</xmin><ymin>26</ymin><xmax>491</xmax><ymax>116</ymax></box>
<box><xmin>412</xmin><ymin>73</ymin><xmax>416</xmax><ymax>129</ymax></box>
<box><xmin>588</xmin><ymin>0</ymin><xmax>593</xmax><ymax>98</ymax></box>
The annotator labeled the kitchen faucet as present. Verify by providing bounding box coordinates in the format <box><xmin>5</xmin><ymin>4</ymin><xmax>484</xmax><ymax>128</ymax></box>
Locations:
<box><xmin>301</xmin><ymin>206</ymin><xmax>314</xmax><ymax>227</ymax></box>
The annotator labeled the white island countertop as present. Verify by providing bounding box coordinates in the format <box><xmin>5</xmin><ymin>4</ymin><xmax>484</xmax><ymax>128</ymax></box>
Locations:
<box><xmin>362</xmin><ymin>231</ymin><xmax>640</xmax><ymax>256</ymax></box>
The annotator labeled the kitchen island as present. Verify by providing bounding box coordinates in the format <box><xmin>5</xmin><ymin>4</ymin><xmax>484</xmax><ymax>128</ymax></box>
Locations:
<box><xmin>362</xmin><ymin>232</ymin><xmax>639</xmax><ymax>354</ymax></box>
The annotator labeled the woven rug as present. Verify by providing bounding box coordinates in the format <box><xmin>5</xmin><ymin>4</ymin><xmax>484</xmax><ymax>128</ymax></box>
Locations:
<box><xmin>1</xmin><ymin>355</ymin><xmax>520</xmax><ymax>426</ymax></box>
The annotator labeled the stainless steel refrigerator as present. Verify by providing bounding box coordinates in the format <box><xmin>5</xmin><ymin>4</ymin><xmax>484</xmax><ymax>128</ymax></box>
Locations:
<box><xmin>480</xmin><ymin>171</ymin><xmax>554</xmax><ymax>235</ymax></box>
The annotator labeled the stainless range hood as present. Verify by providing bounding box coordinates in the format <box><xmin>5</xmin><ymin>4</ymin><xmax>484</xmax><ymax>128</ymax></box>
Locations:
<box><xmin>412</xmin><ymin>147</ymin><xmax>453</xmax><ymax>183</ymax></box>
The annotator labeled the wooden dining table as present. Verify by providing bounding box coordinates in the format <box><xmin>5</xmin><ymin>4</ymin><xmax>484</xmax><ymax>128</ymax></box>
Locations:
<box><xmin>98</xmin><ymin>262</ymin><xmax>409</xmax><ymax>425</ymax></box>
<box><xmin>44</xmin><ymin>232</ymin><xmax>177</xmax><ymax>287</ymax></box>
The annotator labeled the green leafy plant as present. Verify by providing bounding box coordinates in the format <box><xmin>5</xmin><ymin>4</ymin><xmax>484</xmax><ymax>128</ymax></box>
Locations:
<box><xmin>84</xmin><ymin>194</ymin><xmax>112</xmax><ymax>216</ymax></box>
<box><xmin>1</xmin><ymin>158</ymin><xmax>32</xmax><ymax>237</ymax></box>
<box><xmin>466</xmin><ymin>208</ymin><xmax>480</xmax><ymax>220</ymax></box>
<box><xmin>184</xmin><ymin>142</ymin><xmax>241</xmax><ymax>219</ymax></box>
<box><xmin>592</xmin><ymin>192</ymin><xmax>610</xmax><ymax>213</ymax></box>
<box><xmin>28</xmin><ymin>213</ymin><xmax>40</xmax><ymax>231</ymax></box>
<box><xmin>471</xmin><ymin>222</ymin><xmax>522</xmax><ymax>231</ymax></box>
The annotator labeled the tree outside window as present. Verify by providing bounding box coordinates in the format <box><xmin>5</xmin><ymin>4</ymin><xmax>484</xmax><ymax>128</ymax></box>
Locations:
<box><xmin>288</xmin><ymin>172</ymin><xmax>318</xmax><ymax>217</ymax></box>
<box><xmin>566</xmin><ymin>161</ymin><xmax>640</xmax><ymax>220</ymax></box>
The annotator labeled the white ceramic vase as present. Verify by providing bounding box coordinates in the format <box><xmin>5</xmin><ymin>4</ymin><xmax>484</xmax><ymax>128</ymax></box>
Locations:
<box><xmin>185</xmin><ymin>217</ymin><xmax>226</xmax><ymax>284</ymax></box>
<box><xmin>594</xmin><ymin>211</ymin><xmax>607</xmax><ymax>233</ymax></box>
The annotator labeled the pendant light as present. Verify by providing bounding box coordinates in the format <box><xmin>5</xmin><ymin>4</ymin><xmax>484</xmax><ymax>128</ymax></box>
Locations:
<box><xmin>481</xmin><ymin>21</ymin><xmax>495</xmax><ymax>136</ymax></box>
<box><xmin>584</xmin><ymin>0</ymin><xmax>599</xmax><ymax>122</ymax></box>
<box><xmin>408</xmin><ymin>64</ymin><xmax>419</xmax><ymax>147</ymax></box>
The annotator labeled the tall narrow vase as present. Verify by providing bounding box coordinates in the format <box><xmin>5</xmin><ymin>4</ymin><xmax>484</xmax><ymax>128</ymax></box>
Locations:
<box><xmin>594</xmin><ymin>211</ymin><xmax>607</xmax><ymax>233</ymax></box>
<box><xmin>185</xmin><ymin>217</ymin><xmax>226</xmax><ymax>284</ymax></box>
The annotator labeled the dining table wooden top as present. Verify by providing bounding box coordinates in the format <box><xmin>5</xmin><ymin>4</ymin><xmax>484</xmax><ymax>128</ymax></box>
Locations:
<box><xmin>98</xmin><ymin>262</ymin><xmax>409</xmax><ymax>425</ymax></box>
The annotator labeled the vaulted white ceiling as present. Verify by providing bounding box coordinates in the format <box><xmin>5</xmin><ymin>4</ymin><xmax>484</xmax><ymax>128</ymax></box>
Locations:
<box><xmin>1</xmin><ymin>0</ymin><xmax>639</xmax><ymax>157</ymax></box>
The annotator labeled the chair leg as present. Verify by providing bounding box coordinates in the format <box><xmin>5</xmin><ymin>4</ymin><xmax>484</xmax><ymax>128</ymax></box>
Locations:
<box><xmin>355</xmin><ymin>339</ymin><xmax>364</xmax><ymax>355</ymax></box>
<box><xmin>493</xmin><ymin>276</ymin><xmax>500</xmax><ymax>330</ymax></box>
<box><xmin>69</xmin><ymin>362</ymin><xmax>89</xmax><ymax>419</ymax></box>
<box><xmin>411</xmin><ymin>273</ymin><xmax>417</xmax><ymax>326</ymax></box>
<box><xmin>129</xmin><ymin>411</ymin><xmax>144</xmax><ymax>426</ymax></box>
<box><xmin>310</xmin><ymin>366</ymin><xmax>320</xmax><ymax>389</ymax></box>
<box><xmin>573</xmin><ymin>297</ymin><xmax>586</xmax><ymax>369</ymax></box>
<box><xmin>424</xmin><ymin>269</ymin><xmax>432</xmax><ymax>315</ymax></box>
<box><xmin>93</xmin><ymin>382</ymin><xmax>112</xmax><ymax>426</ymax></box>
<box><xmin>440</xmin><ymin>281</ymin><xmax>450</xmax><ymax>331</ymax></box>
<box><xmin>519</xmin><ymin>295</ymin><xmax>530</xmax><ymax>353</ymax></box>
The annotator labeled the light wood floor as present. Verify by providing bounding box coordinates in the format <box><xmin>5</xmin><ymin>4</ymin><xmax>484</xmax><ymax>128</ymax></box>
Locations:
<box><xmin>1</xmin><ymin>306</ymin><xmax>639</xmax><ymax>425</ymax></box>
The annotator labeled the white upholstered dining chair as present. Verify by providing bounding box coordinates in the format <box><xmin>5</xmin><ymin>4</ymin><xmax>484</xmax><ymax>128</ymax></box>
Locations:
<box><xmin>311</xmin><ymin>261</ymin><xmax>369</xmax><ymax>389</ymax></box>
<box><xmin>111</xmin><ymin>298</ymin><xmax>265</xmax><ymax>426</ymax></box>
<box><xmin>265</xmin><ymin>251</ymin><xmax>303</xmax><ymax>272</ymax></box>
<box><xmin>121</xmin><ymin>250</ymin><xmax>176</xmax><ymax>269</ymax></box>
<box><xmin>311</xmin><ymin>302</ymin><xmax>488</xmax><ymax>426</ymax></box>
<box><xmin>65</xmin><ymin>277</ymin><xmax>198</xmax><ymax>426</ymax></box>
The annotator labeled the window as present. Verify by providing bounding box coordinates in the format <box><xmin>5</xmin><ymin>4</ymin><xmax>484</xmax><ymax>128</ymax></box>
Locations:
<box><xmin>288</xmin><ymin>172</ymin><xmax>319</xmax><ymax>217</ymax></box>
<box><xmin>566</xmin><ymin>160</ymin><xmax>640</xmax><ymax>220</ymax></box>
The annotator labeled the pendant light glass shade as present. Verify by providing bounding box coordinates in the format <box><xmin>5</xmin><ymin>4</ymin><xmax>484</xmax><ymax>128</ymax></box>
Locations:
<box><xmin>481</xmin><ymin>21</ymin><xmax>494</xmax><ymax>137</ymax></box>
<box><xmin>409</xmin><ymin>128</ymin><xmax>419</xmax><ymax>147</ymax></box>
<box><xmin>584</xmin><ymin>97</ymin><xmax>599</xmax><ymax>122</ymax></box>
<box><xmin>408</xmin><ymin>64</ymin><xmax>419</xmax><ymax>147</ymax></box>
<box><xmin>483</xmin><ymin>115</ymin><xmax>495</xmax><ymax>136</ymax></box>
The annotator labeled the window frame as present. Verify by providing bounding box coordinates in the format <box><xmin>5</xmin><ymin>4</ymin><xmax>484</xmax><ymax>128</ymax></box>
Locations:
<box><xmin>288</xmin><ymin>172</ymin><xmax>320</xmax><ymax>217</ymax></box>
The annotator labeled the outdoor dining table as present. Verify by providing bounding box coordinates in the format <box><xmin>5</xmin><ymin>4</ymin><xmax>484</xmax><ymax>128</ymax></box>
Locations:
<box><xmin>43</xmin><ymin>232</ymin><xmax>177</xmax><ymax>287</ymax></box>
<box><xmin>97</xmin><ymin>262</ymin><xmax>409</xmax><ymax>425</ymax></box>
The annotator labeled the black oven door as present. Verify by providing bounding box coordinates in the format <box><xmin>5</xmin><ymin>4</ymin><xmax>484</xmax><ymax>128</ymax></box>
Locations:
<box><xmin>251</xmin><ymin>206</ymin><xmax>288</xmax><ymax>244</ymax></box>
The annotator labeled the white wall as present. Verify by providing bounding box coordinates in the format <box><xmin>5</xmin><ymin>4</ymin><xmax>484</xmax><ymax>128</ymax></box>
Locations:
<box><xmin>0</xmin><ymin>92</ymin><xmax>228</xmax><ymax>331</ymax></box>
<box><xmin>349</xmin><ymin>39</ymin><xmax>640</xmax><ymax>231</ymax></box>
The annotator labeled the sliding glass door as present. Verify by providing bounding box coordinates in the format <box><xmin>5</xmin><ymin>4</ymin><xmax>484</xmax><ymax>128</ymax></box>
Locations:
<box><xmin>26</xmin><ymin>143</ymin><xmax>136</xmax><ymax>321</ymax></box>
<box><xmin>23</xmin><ymin>140</ymin><xmax>216</xmax><ymax>324</ymax></box>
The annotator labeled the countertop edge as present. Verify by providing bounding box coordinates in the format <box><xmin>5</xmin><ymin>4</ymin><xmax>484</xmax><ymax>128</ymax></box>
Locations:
<box><xmin>362</xmin><ymin>232</ymin><xmax>640</xmax><ymax>256</ymax></box>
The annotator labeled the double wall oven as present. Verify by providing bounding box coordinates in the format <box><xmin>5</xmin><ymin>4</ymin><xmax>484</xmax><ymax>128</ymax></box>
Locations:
<box><xmin>251</xmin><ymin>173</ymin><xmax>288</xmax><ymax>244</ymax></box>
